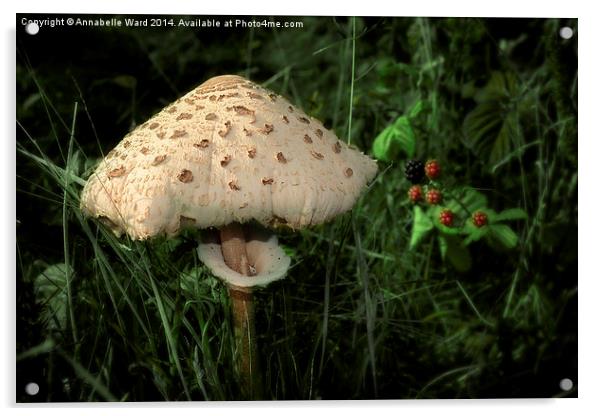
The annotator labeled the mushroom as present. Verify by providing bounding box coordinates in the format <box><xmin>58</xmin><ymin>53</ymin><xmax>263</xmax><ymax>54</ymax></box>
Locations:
<box><xmin>80</xmin><ymin>74</ymin><xmax>378</xmax><ymax>399</ymax></box>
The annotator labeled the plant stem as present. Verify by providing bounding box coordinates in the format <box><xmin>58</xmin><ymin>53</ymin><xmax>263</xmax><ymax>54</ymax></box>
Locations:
<box><xmin>64</xmin><ymin>102</ymin><xmax>78</xmax><ymax>347</ymax></box>
<box><xmin>346</xmin><ymin>16</ymin><xmax>356</xmax><ymax>145</ymax></box>
<box><xmin>220</xmin><ymin>223</ymin><xmax>263</xmax><ymax>400</ymax></box>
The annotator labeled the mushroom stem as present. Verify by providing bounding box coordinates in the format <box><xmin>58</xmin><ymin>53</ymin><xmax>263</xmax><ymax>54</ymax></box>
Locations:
<box><xmin>220</xmin><ymin>222</ymin><xmax>251</xmax><ymax>276</ymax></box>
<box><xmin>219</xmin><ymin>223</ymin><xmax>263</xmax><ymax>400</ymax></box>
<box><xmin>228</xmin><ymin>286</ymin><xmax>262</xmax><ymax>400</ymax></box>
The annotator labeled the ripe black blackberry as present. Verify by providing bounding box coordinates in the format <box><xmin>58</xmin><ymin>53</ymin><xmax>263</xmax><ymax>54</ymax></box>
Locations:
<box><xmin>405</xmin><ymin>159</ymin><xmax>425</xmax><ymax>184</ymax></box>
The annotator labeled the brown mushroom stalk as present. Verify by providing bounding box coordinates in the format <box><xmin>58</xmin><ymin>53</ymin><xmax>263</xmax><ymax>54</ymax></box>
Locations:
<box><xmin>219</xmin><ymin>222</ymin><xmax>263</xmax><ymax>400</ymax></box>
<box><xmin>197</xmin><ymin>226</ymin><xmax>290</xmax><ymax>399</ymax></box>
<box><xmin>228</xmin><ymin>284</ymin><xmax>262</xmax><ymax>400</ymax></box>
<box><xmin>220</xmin><ymin>222</ymin><xmax>253</xmax><ymax>277</ymax></box>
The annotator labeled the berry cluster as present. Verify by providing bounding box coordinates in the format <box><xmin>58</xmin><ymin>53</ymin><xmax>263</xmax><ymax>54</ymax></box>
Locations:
<box><xmin>405</xmin><ymin>159</ymin><xmax>485</xmax><ymax>228</ymax></box>
<box><xmin>406</xmin><ymin>159</ymin><xmax>444</xmax><ymax>208</ymax></box>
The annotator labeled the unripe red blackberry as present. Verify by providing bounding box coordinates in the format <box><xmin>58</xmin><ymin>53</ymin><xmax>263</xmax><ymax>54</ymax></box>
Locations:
<box><xmin>425</xmin><ymin>159</ymin><xmax>441</xmax><ymax>180</ymax></box>
<box><xmin>408</xmin><ymin>185</ymin><xmax>423</xmax><ymax>203</ymax></box>
<box><xmin>472</xmin><ymin>211</ymin><xmax>488</xmax><ymax>227</ymax></box>
<box><xmin>426</xmin><ymin>189</ymin><xmax>442</xmax><ymax>205</ymax></box>
<box><xmin>405</xmin><ymin>159</ymin><xmax>425</xmax><ymax>184</ymax></box>
<box><xmin>439</xmin><ymin>209</ymin><xmax>454</xmax><ymax>227</ymax></box>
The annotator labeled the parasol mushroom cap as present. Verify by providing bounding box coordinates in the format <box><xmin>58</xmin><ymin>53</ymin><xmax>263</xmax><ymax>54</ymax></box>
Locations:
<box><xmin>197</xmin><ymin>229</ymin><xmax>291</xmax><ymax>288</ymax></box>
<box><xmin>81</xmin><ymin>74</ymin><xmax>378</xmax><ymax>239</ymax></box>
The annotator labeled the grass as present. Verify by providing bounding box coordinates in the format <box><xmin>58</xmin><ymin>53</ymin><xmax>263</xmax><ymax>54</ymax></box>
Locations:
<box><xmin>16</xmin><ymin>16</ymin><xmax>577</xmax><ymax>401</ymax></box>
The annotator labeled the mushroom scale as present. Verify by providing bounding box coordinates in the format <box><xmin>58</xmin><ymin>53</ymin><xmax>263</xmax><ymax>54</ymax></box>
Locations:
<box><xmin>80</xmin><ymin>75</ymin><xmax>378</xmax><ymax>239</ymax></box>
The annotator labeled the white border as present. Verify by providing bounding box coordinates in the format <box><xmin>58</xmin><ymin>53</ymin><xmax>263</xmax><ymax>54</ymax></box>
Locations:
<box><xmin>4</xmin><ymin>0</ymin><xmax>584</xmax><ymax>17</ymax></box>
<box><xmin>3</xmin><ymin>1</ymin><xmax>598</xmax><ymax>415</ymax></box>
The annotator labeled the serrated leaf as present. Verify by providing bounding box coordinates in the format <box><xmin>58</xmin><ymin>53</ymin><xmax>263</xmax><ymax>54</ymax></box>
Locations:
<box><xmin>475</xmin><ymin>71</ymin><xmax>518</xmax><ymax>102</ymax></box>
<box><xmin>463</xmin><ymin>225</ymin><xmax>489</xmax><ymax>245</ymax></box>
<box><xmin>434</xmin><ymin>221</ymin><xmax>462</xmax><ymax>235</ymax></box>
<box><xmin>438</xmin><ymin>236</ymin><xmax>472</xmax><ymax>272</ymax></box>
<box><xmin>410</xmin><ymin>205</ymin><xmax>433</xmax><ymax>249</ymax></box>
<box><xmin>463</xmin><ymin>71</ymin><xmax>520</xmax><ymax>166</ymax></box>
<box><xmin>372</xmin><ymin>116</ymin><xmax>416</xmax><ymax>161</ymax></box>
<box><xmin>34</xmin><ymin>263</ymin><xmax>72</xmax><ymax>332</ymax></box>
<box><xmin>447</xmin><ymin>187</ymin><xmax>488</xmax><ymax>215</ymax></box>
<box><xmin>489</xmin><ymin>224</ymin><xmax>519</xmax><ymax>249</ymax></box>
<box><xmin>462</xmin><ymin>189</ymin><xmax>488</xmax><ymax>213</ymax></box>
<box><xmin>489</xmin><ymin>119</ymin><xmax>515</xmax><ymax>169</ymax></box>
<box><xmin>493</xmin><ymin>208</ymin><xmax>528</xmax><ymax>222</ymax></box>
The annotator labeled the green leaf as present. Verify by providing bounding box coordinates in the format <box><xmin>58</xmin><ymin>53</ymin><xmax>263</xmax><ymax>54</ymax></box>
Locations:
<box><xmin>17</xmin><ymin>339</ymin><xmax>56</xmax><ymax>361</ymax></box>
<box><xmin>489</xmin><ymin>120</ymin><xmax>516</xmax><ymax>169</ymax></box>
<box><xmin>180</xmin><ymin>266</ymin><xmax>210</xmax><ymax>299</ymax></box>
<box><xmin>408</xmin><ymin>100</ymin><xmax>424</xmax><ymax>119</ymax></box>
<box><xmin>371</xmin><ymin>125</ymin><xmax>396</xmax><ymax>161</ymax></box>
<box><xmin>493</xmin><ymin>208</ymin><xmax>528</xmax><ymax>222</ymax></box>
<box><xmin>446</xmin><ymin>187</ymin><xmax>488</xmax><ymax>215</ymax></box>
<box><xmin>34</xmin><ymin>263</ymin><xmax>72</xmax><ymax>332</ymax></box>
<box><xmin>410</xmin><ymin>205</ymin><xmax>433</xmax><ymax>249</ymax></box>
<box><xmin>489</xmin><ymin>224</ymin><xmax>519</xmax><ymax>249</ymax></box>
<box><xmin>463</xmin><ymin>71</ymin><xmax>520</xmax><ymax>166</ymax></box>
<box><xmin>434</xmin><ymin>221</ymin><xmax>462</xmax><ymax>235</ymax></box>
<box><xmin>372</xmin><ymin>116</ymin><xmax>416</xmax><ymax>161</ymax></box>
<box><xmin>376</xmin><ymin>57</ymin><xmax>400</xmax><ymax>78</ymax></box>
<box><xmin>475</xmin><ymin>71</ymin><xmax>519</xmax><ymax>102</ymax></box>
<box><xmin>463</xmin><ymin>224</ymin><xmax>489</xmax><ymax>245</ymax></box>
<box><xmin>438</xmin><ymin>236</ymin><xmax>472</xmax><ymax>272</ymax></box>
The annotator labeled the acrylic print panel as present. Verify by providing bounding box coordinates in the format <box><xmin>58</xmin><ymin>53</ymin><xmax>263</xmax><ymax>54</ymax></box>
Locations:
<box><xmin>16</xmin><ymin>14</ymin><xmax>578</xmax><ymax>401</ymax></box>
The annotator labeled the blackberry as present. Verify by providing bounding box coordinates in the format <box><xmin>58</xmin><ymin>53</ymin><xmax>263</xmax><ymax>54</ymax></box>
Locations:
<box><xmin>472</xmin><ymin>211</ymin><xmax>488</xmax><ymax>227</ymax></box>
<box><xmin>408</xmin><ymin>185</ymin><xmax>423</xmax><ymax>203</ymax></box>
<box><xmin>426</xmin><ymin>189</ymin><xmax>442</xmax><ymax>205</ymax></box>
<box><xmin>405</xmin><ymin>159</ymin><xmax>425</xmax><ymax>184</ymax></box>
<box><xmin>425</xmin><ymin>159</ymin><xmax>441</xmax><ymax>180</ymax></box>
<box><xmin>439</xmin><ymin>209</ymin><xmax>454</xmax><ymax>227</ymax></box>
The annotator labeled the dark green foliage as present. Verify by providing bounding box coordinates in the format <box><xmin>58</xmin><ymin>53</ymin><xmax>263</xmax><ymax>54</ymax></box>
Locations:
<box><xmin>16</xmin><ymin>15</ymin><xmax>577</xmax><ymax>401</ymax></box>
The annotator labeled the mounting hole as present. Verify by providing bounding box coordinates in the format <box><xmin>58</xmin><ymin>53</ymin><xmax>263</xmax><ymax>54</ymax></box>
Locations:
<box><xmin>559</xmin><ymin>378</ymin><xmax>573</xmax><ymax>391</ymax></box>
<box><xmin>25</xmin><ymin>382</ymin><xmax>40</xmax><ymax>396</ymax></box>
<box><xmin>25</xmin><ymin>22</ymin><xmax>40</xmax><ymax>35</ymax></box>
<box><xmin>559</xmin><ymin>27</ymin><xmax>573</xmax><ymax>39</ymax></box>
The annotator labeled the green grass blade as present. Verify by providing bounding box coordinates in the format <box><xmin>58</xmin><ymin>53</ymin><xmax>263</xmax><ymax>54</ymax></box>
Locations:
<box><xmin>64</xmin><ymin>102</ymin><xmax>79</xmax><ymax>346</ymax></box>
<box><xmin>455</xmin><ymin>280</ymin><xmax>494</xmax><ymax>328</ymax></box>
<box><xmin>346</xmin><ymin>17</ymin><xmax>356</xmax><ymax>145</ymax></box>
<box><xmin>58</xmin><ymin>349</ymin><xmax>118</xmax><ymax>401</ymax></box>
<box><xmin>144</xmin><ymin>260</ymin><xmax>192</xmax><ymax>400</ymax></box>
